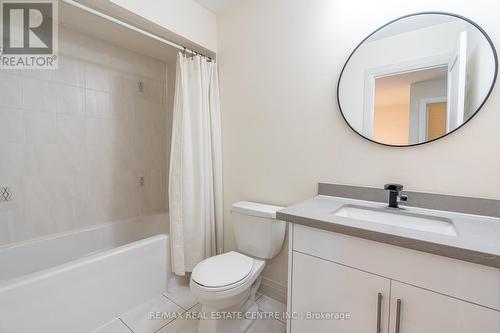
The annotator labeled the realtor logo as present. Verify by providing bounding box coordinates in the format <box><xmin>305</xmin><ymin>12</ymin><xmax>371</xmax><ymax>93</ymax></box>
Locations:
<box><xmin>0</xmin><ymin>0</ymin><xmax>58</xmax><ymax>69</ymax></box>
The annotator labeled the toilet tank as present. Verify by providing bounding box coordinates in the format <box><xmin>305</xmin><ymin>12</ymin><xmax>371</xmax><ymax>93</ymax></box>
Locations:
<box><xmin>231</xmin><ymin>201</ymin><xmax>286</xmax><ymax>259</ymax></box>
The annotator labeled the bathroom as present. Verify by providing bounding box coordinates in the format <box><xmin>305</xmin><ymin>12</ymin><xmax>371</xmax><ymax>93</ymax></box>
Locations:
<box><xmin>0</xmin><ymin>0</ymin><xmax>499</xmax><ymax>332</ymax></box>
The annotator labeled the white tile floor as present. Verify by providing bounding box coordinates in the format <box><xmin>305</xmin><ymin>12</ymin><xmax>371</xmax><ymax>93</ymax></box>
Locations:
<box><xmin>93</xmin><ymin>286</ymin><xmax>286</xmax><ymax>333</ymax></box>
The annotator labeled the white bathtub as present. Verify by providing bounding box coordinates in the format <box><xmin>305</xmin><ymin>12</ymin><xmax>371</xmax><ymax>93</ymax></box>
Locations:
<box><xmin>0</xmin><ymin>213</ymin><xmax>171</xmax><ymax>333</ymax></box>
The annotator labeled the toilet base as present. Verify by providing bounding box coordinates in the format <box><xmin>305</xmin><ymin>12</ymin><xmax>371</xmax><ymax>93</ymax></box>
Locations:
<box><xmin>197</xmin><ymin>277</ymin><xmax>262</xmax><ymax>333</ymax></box>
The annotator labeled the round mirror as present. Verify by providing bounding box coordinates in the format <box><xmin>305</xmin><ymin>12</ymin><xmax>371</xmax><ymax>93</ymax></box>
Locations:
<box><xmin>337</xmin><ymin>12</ymin><xmax>498</xmax><ymax>147</ymax></box>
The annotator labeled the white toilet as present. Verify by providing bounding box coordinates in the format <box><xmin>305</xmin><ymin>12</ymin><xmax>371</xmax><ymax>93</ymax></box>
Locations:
<box><xmin>190</xmin><ymin>201</ymin><xmax>286</xmax><ymax>333</ymax></box>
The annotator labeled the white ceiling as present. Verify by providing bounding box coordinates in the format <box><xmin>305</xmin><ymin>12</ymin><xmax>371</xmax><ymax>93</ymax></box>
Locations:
<box><xmin>59</xmin><ymin>1</ymin><xmax>179</xmax><ymax>62</ymax></box>
<box><xmin>194</xmin><ymin>0</ymin><xmax>242</xmax><ymax>13</ymax></box>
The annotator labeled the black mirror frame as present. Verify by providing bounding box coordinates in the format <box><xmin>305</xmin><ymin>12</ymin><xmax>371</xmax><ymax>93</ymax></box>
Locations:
<box><xmin>337</xmin><ymin>11</ymin><xmax>499</xmax><ymax>148</ymax></box>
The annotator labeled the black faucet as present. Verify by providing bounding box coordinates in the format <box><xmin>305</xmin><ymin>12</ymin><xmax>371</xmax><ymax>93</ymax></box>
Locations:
<box><xmin>384</xmin><ymin>183</ymin><xmax>408</xmax><ymax>208</ymax></box>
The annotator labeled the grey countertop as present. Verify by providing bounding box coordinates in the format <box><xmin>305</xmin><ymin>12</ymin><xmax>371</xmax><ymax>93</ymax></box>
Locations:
<box><xmin>277</xmin><ymin>195</ymin><xmax>500</xmax><ymax>269</ymax></box>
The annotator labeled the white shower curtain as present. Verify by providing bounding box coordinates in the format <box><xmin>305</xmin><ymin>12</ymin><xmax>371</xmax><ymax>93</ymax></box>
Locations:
<box><xmin>168</xmin><ymin>52</ymin><xmax>224</xmax><ymax>276</ymax></box>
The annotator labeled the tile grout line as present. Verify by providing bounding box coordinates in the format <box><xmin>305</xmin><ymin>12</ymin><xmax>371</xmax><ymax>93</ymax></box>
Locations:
<box><xmin>129</xmin><ymin>292</ymin><xmax>284</xmax><ymax>333</ymax></box>
<box><xmin>161</xmin><ymin>292</ymin><xmax>190</xmax><ymax>311</ymax></box>
<box><xmin>256</xmin><ymin>295</ymin><xmax>287</xmax><ymax>325</ymax></box>
<box><xmin>151</xmin><ymin>294</ymin><xmax>200</xmax><ymax>333</ymax></box>
<box><xmin>119</xmin><ymin>318</ymin><xmax>135</xmax><ymax>333</ymax></box>
<box><xmin>186</xmin><ymin>302</ymin><xmax>200</xmax><ymax>311</ymax></box>
<box><xmin>152</xmin><ymin>321</ymin><xmax>172</xmax><ymax>333</ymax></box>
<box><xmin>117</xmin><ymin>293</ymin><xmax>284</xmax><ymax>333</ymax></box>
<box><xmin>151</xmin><ymin>314</ymin><xmax>185</xmax><ymax>333</ymax></box>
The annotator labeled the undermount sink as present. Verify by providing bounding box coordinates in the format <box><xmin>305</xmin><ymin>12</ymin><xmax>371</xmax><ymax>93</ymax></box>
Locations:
<box><xmin>333</xmin><ymin>205</ymin><xmax>458</xmax><ymax>237</ymax></box>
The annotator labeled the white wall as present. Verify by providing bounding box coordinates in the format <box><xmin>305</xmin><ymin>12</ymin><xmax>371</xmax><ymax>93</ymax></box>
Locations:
<box><xmin>465</xmin><ymin>25</ymin><xmax>496</xmax><ymax>119</ymax></box>
<box><xmin>0</xmin><ymin>26</ymin><xmax>172</xmax><ymax>246</ymax></box>
<box><xmin>107</xmin><ymin>0</ymin><xmax>218</xmax><ymax>52</ymax></box>
<box><xmin>217</xmin><ymin>0</ymin><xmax>500</xmax><ymax>289</ymax></box>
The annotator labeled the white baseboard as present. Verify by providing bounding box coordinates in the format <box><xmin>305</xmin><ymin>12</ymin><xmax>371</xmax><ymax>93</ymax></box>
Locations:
<box><xmin>258</xmin><ymin>276</ymin><xmax>287</xmax><ymax>304</ymax></box>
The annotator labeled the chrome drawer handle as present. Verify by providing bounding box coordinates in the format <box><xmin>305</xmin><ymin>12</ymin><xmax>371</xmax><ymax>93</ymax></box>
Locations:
<box><xmin>395</xmin><ymin>299</ymin><xmax>402</xmax><ymax>333</ymax></box>
<box><xmin>376</xmin><ymin>293</ymin><xmax>382</xmax><ymax>333</ymax></box>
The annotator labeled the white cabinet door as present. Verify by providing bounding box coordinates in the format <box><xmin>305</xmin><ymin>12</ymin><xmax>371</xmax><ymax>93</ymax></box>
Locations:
<box><xmin>389</xmin><ymin>281</ymin><xmax>500</xmax><ymax>333</ymax></box>
<box><xmin>290</xmin><ymin>251</ymin><xmax>391</xmax><ymax>333</ymax></box>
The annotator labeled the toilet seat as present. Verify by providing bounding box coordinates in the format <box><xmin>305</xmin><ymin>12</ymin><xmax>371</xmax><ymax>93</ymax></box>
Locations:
<box><xmin>192</xmin><ymin>251</ymin><xmax>254</xmax><ymax>290</ymax></box>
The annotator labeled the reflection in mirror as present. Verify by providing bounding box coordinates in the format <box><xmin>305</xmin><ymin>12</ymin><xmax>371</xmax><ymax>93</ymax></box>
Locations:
<box><xmin>374</xmin><ymin>67</ymin><xmax>448</xmax><ymax>144</ymax></box>
<box><xmin>338</xmin><ymin>13</ymin><xmax>497</xmax><ymax>146</ymax></box>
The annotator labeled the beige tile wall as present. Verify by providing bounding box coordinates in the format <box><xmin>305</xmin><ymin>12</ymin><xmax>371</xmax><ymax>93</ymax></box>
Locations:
<box><xmin>0</xmin><ymin>26</ymin><xmax>172</xmax><ymax>246</ymax></box>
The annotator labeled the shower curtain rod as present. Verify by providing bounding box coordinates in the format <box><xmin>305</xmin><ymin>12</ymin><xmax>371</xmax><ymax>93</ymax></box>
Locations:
<box><xmin>62</xmin><ymin>0</ymin><xmax>212</xmax><ymax>59</ymax></box>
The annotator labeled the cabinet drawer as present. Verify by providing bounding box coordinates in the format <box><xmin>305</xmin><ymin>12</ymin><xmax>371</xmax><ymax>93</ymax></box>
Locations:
<box><xmin>293</xmin><ymin>223</ymin><xmax>500</xmax><ymax>311</ymax></box>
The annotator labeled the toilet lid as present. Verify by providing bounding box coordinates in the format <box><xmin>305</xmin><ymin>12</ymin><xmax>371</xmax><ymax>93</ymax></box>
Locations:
<box><xmin>191</xmin><ymin>251</ymin><xmax>254</xmax><ymax>288</ymax></box>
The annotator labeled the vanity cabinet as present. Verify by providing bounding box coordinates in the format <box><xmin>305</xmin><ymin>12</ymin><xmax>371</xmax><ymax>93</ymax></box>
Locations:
<box><xmin>291</xmin><ymin>252</ymin><xmax>390</xmax><ymax>332</ymax></box>
<box><xmin>288</xmin><ymin>224</ymin><xmax>500</xmax><ymax>333</ymax></box>
<box><xmin>389</xmin><ymin>281</ymin><xmax>500</xmax><ymax>333</ymax></box>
